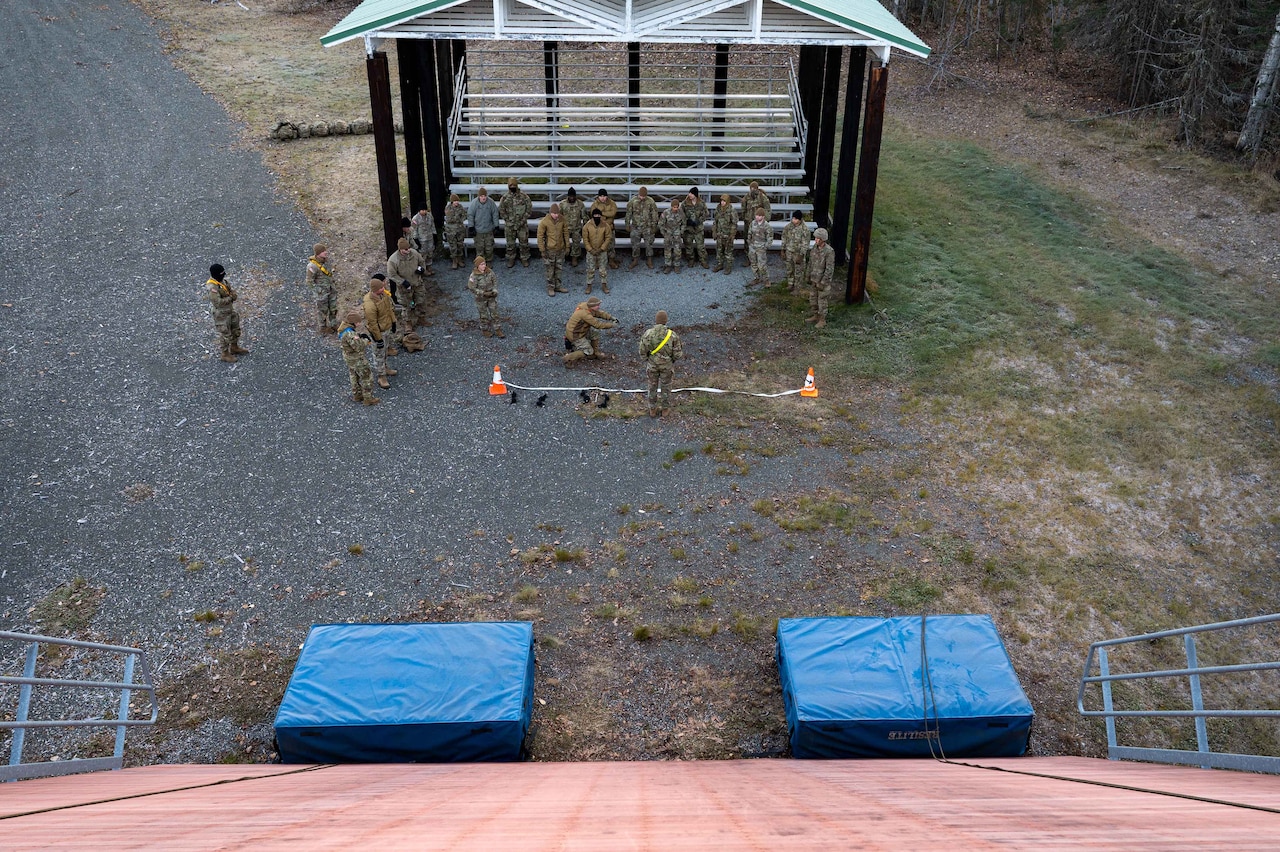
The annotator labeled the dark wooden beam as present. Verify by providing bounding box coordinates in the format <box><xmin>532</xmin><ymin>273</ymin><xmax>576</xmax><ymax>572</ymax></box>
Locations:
<box><xmin>544</xmin><ymin>41</ymin><xmax>558</xmax><ymax>111</ymax></box>
<box><xmin>628</xmin><ymin>42</ymin><xmax>641</xmax><ymax>154</ymax></box>
<box><xmin>831</xmin><ymin>46</ymin><xmax>866</xmax><ymax>267</ymax></box>
<box><xmin>416</xmin><ymin>40</ymin><xmax>448</xmax><ymax>229</ymax></box>
<box><xmin>798</xmin><ymin>45</ymin><xmax>824</xmax><ymax>195</ymax></box>
<box><xmin>435</xmin><ymin>38</ymin><xmax>456</xmax><ymax>188</ymax></box>
<box><xmin>812</xmin><ymin>45</ymin><xmax>842</xmax><ymax>230</ymax></box>
<box><xmin>713</xmin><ymin>44</ymin><xmax>729</xmax><ymax>145</ymax></box>
<box><xmin>848</xmin><ymin>62</ymin><xmax>888</xmax><ymax>305</ymax></box>
<box><xmin>397</xmin><ymin>40</ymin><xmax>427</xmax><ymax>215</ymax></box>
<box><xmin>367</xmin><ymin>49</ymin><xmax>402</xmax><ymax>257</ymax></box>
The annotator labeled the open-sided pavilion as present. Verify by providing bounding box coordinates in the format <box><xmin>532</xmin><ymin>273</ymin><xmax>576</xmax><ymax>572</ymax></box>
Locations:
<box><xmin>322</xmin><ymin>0</ymin><xmax>928</xmax><ymax>301</ymax></box>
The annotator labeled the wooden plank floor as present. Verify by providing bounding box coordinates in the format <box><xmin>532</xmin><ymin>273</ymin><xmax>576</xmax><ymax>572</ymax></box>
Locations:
<box><xmin>1</xmin><ymin>757</ymin><xmax>1277</xmax><ymax>850</ymax></box>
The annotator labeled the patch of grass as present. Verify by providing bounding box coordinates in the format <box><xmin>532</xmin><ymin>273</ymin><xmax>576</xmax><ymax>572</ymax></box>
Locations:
<box><xmin>632</xmin><ymin>625</ymin><xmax>655</xmax><ymax>642</ymax></box>
<box><xmin>669</xmin><ymin>546</ymin><xmax>687</xmax><ymax>561</ymax></box>
<box><xmin>554</xmin><ymin>547</ymin><xmax>585</xmax><ymax>563</ymax></box>
<box><xmin>729</xmin><ymin>611</ymin><xmax>764</xmax><ymax>638</ymax></box>
<box><xmin>672</xmin><ymin>577</ymin><xmax>698</xmax><ymax>593</ymax></box>
<box><xmin>193</xmin><ymin>610</ymin><xmax>222</xmax><ymax>623</ymax></box>
<box><xmin>672</xmin><ymin>448</ymin><xmax>694</xmax><ymax>463</ymax></box>
<box><xmin>347</xmin><ymin>543</ymin><xmax>364</xmax><ymax>555</ymax></box>
<box><xmin>514</xmin><ymin>585</ymin><xmax>539</xmax><ymax>603</ymax></box>
<box><xmin>885</xmin><ymin>577</ymin><xmax>942</xmax><ymax>611</ymax></box>
<box><xmin>616</xmin><ymin>503</ymin><xmax>630</xmax><ymax>515</ymax></box>
<box><xmin>593</xmin><ymin>603</ymin><xmax>620</xmax><ymax>619</ymax></box>
<box><xmin>32</xmin><ymin>578</ymin><xmax>104</xmax><ymax>635</ymax></box>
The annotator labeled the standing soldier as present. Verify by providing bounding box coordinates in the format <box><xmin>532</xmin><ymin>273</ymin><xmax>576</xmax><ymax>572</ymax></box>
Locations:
<box><xmin>625</xmin><ymin>186</ymin><xmax>659</xmax><ymax>269</ymax></box>
<box><xmin>747</xmin><ymin>210</ymin><xmax>772</xmax><ymax>286</ymax></box>
<box><xmin>443</xmin><ymin>193</ymin><xmax>468</xmax><ymax>269</ymax></box>
<box><xmin>206</xmin><ymin>263</ymin><xmax>248</xmax><ymax>363</ymax></box>
<box><xmin>305</xmin><ymin>243</ymin><xmax>338</xmax><ymax>334</ymax></box>
<box><xmin>410</xmin><ymin>206</ymin><xmax>436</xmax><ymax>275</ymax></box>
<box><xmin>563</xmin><ymin>296</ymin><xmax>617</xmax><ymax>367</ymax></box>
<box><xmin>498</xmin><ymin>178</ymin><xmax>533</xmax><ymax>268</ymax></box>
<box><xmin>806</xmin><ymin>228</ymin><xmax>836</xmax><ymax>329</ymax></box>
<box><xmin>582</xmin><ymin>208</ymin><xmax>613</xmax><ymax>294</ymax></box>
<box><xmin>659</xmin><ymin>198</ymin><xmax>685</xmax><ymax>274</ymax></box>
<box><xmin>558</xmin><ymin>187</ymin><xmax>586</xmax><ymax>268</ymax></box>
<box><xmin>537</xmin><ymin>202</ymin><xmax>570</xmax><ymax>297</ymax></box>
<box><xmin>387</xmin><ymin>238</ymin><xmax>427</xmax><ymax>328</ymax></box>
<box><xmin>712</xmin><ymin>195</ymin><xmax>737</xmax><ymax>273</ymax></box>
<box><xmin>590</xmin><ymin>188</ymin><xmax>620</xmax><ymax>269</ymax></box>
<box><xmin>781</xmin><ymin>211</ymin><xmax>810</xmax><ymax>292</ymax></box>
<box><xmin>466</xmin><ymin>256</ymin><xmax>503</xmax><ymax>338</ymax></box>
<box><xmin>638</xmin><ymin>310</ymin><xmax>683</xmax><ymax>418</ymax></box>
<box><xmin>740</xmin><ymin>181</ymin><xmax>771</xmax><ymax>266</ymax></box>
<box><xmin>362</xmin><ymin>275</ymin><xmax>397</xmax><ymax>389</ymax></box>
<box><xmin>682</xmin><ymin>188</ymin><xmax>709</xmax><ymax>269</ymax></box>
<box><xmin>467</xmin><ymin>187</ymin><xmax>499</xmax><ymax>264</ymax></box>
<box><xmin>337</xmin><ymin>309</ymin><xmax>379</xmax><ymax>406</ymax></box>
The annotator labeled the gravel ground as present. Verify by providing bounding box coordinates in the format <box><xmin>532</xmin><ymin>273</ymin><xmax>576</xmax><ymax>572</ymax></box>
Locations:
<box><xmin>2</xmin><ymin>0</ymin><xmax>864</xmax><ymax>764</ymax></box>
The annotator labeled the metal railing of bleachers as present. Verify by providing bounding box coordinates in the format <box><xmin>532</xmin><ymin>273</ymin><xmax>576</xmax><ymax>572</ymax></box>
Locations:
<box><xmin>1</xmin><ymin>630</ymin><xmax>158</xmax><ymax>782</ymax></box>
<box><xmin>1077</xmin><ymin>613</ymin><xmax>1280</xmax><ymax>773</ymax></box>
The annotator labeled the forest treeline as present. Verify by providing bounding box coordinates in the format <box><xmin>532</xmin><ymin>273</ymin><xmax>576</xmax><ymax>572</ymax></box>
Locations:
<box><xmin>893</xmin><ymin>0</ymin><xmax>1280</xmax><ymax>162</ymax></box>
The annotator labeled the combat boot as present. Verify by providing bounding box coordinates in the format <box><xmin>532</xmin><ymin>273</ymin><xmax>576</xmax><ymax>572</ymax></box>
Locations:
<box><xmin>723</xmin><ymin>265</ymin><xmax>732</xmax><ymax>275</ymax></box>
<box><xmin>547</xmin><ymin>287</ymin><xmax>556</xmax><ymax>297</ymax></box>
<box><xmin>377</xmin><ymin>375</ymin><xmax>391</xmax><ymax>390</ymax></box>
<box><xmin>700</xmin><ymin>259</ymin><xmax>709</xmax><ymax>269</ymax></box>
<box><xmin>629</xmin><ymin>257</ymin><xmax>639</xmax><ymax>270</ymax></box>
<box><xmin>585</xmin><ymin>282</ymin><xmax>592</xmax><ymax>294</ymax></box>
<box><xmin>712</xmin><ymin>263</ymin><xmax>722</xmax><ymax>273</ymax></box>
<box><xmin>363</xmin><ymin>396</ymin><xmax>381</xmax><ymax>406</ymax></box>
<box><xmin>482</xmin><ymin>328</ymin><xmax>492</xmax><ymax>338</ymax></box>
<box><xmin>494</xmin><ymin>328</ymin><xmax>505</xmax><ymax>339</ymax></box>
<box><xmin>506</xmin><ymin>256</ymin><xmax>517</xmax><ymax>268</ymax></box>
<box><xmin>563</xmin><ymin>350</ymin><xmax>587</xmax><ymax>367</ymax></box>
<box><xmin>814</xmin><ymin>318</ymin><xmax>827</xmax><ymax>329</ymax></box>
<box><xmin>661</xmin><ymin>265</ymin><xmax>671</xmax><ymax>274</ymax></box>
<box><xmin>646</xmin><ymin>257</ymin><xmax>654</xmax><ymax>269</ymax></box>
<box><xmin>673</xmin><ymin>265</ymin><xmax>682</xmax><ymax>272</ymax></box>
<box><xmin>383</xmin><ymin>366</ymin><xmax>398</xmax><ymax>376</ymax></box>
<box><xmin>351</xmin><ymin>392</ymin><xmax>363</xmax><ymax>403</ymax></box>
<box><xmin>554</xmin><ymin>283</ymin><xmax>568</xmax><ymax>293</ymax></box>
<box><xmin>521</xmin><ymin>258</ymin><xmax>530</xmax><ymax>268</ymax></box>
<box><xmin>451</xmin><ymin>258</ymin><xmax>460</xmax><ymax>269</ymax></box>
<box><xmin>608</xmin><ymin>257</ymin><xmax>619</xmax><ymax>269</ymax></box>
<box><xmin>220</xmin><ymin>348</ymin><xmax>237</xmax><ymax>363</ymax></box>
<box><xmin>231</xmin><ymin>340</ymin><xmax>249</xmax><ymax>355</ymax></box>
<box><xmin>804</xmin><ymin>315</ymin><xmax>818</xmax><ymax>324</ymax></box>
<box><xmin>602</xmin><ymin>282</ymin><xmax>610</xmax><ymax>294</ymax></box>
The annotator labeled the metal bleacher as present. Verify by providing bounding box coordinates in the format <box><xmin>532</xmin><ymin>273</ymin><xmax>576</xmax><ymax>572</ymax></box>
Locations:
<box><xmin>447</xmin><ymin>46</ymin><xmax>813</xmax><ymax>249</ymax></box>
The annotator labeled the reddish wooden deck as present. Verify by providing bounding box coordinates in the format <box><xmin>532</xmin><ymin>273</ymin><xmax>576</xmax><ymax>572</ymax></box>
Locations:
<box><xmin>2</xmin><ymin>757</ymin><xmax>1277</xmax><ymax>849</ymax></box>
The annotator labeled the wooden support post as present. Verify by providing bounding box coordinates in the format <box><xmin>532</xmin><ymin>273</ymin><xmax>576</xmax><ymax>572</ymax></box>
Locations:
<box><xmin>416</xmin><ymin>40</ymin><xmax>448</xmax><ymax>231</ymax></box>
<box><xmin>397</xmin><ymin>40</ymin><xmax>427</xmax><ymax>216</ymax></box>
<box><xmin>832</xmin><ymin>46</ymin><xmax>866</xmax><ymax>267</ymax></box>
<box><xmin>713</xmin><ymin>44</ymin><xmax>729</xmax><ymax>147</ymax></box>
<box><xmin>628</xmin><ymin>42</ymin><xmax>641</xmax><ymax>155</ymax></box>
<box><xmin>435</xmin><ymin>38</ymin><xmax>456</xmax><ymax>187</ymax></box>
<box><xmin>848</xmin><ymin>62</ymin><xmax>888</xmax><ymax>305</ymax></box>
<box><xmin>798</xmin><ymin>45</ymin><xmax>824</xmax><ymax>195</ymax></box>
<box><xmin>544</xmin><ymin>41</ymin><xmax>558</xmax><ymax>111</ymax></box>
<box><xmin>812</xmin><ymin>45</ymin><xmax>841</xmax><ymax>231</ymax></box>
<box><xmin>367</xmin><ymin>49</ymin><xmax>402</xmax><ymax>258</ymax></box>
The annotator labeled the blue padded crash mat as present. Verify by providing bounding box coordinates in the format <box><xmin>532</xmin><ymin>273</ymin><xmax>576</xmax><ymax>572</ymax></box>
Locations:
<box><xmin>777</xmin><ymin>615</ymin><xmax>1033</xmax><ymax>759</ymax></box>
<box><xmin>274</xmin><ymin>621</ymin><xmax>534</xmax><ymax>763</ymax></box>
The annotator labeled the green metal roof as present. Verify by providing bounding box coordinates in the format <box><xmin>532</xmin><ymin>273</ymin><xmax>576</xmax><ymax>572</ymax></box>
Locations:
<box><xmin>322</xmin><ymin>0</ymin><xmax>930</xmax><ymax>56</ymax></box>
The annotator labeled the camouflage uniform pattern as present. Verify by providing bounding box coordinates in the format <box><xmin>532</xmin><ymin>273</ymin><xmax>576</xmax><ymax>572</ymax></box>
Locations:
<box><xmin>468</xmin><ymin>195</ymin><xmax>500</xmax><ymax>263</ymax></box>
<box><xmin>444</xmin><ymin>201</ymin><xmax>468</xmax><ymax>264</ymax></box>
<box><xmin>740</xmin><ymin>188</ymin><xmax>772</xmax><ymax>234</ymax></box>
<box><xmin>712</xmin><ymin>202</ymin><xmax>737</xmax><ymax>271</ymax></box>
<box><xmin>362</xmin><ymin>288</ymin><xmax>396</xmax><ymax>376</ymax></box>
<box><xmin>467</xmin><ymin>267</ymin><xmax>500</xmax><ymax>334</ymax></box>
<box><xmin>305</xmin><ymin>256</ymin><xmax>337</xmax><ymax>331</ymax></box>
<box><xmin>537</xmin><ymin>212</ymin><xmax>569</xmax><ymax>295</ymax></box>
<box><xmin>625</xmin><ymin>193</ymin><xmax>659</xmax><ymax>258</ymax></box>
<box><xmin>387</xmin><ymin>247</ymin><xmax>427</xmax><ymax>326</ymax></box>
<box><xmin>638</xmin><ymin>322</ymin><xmax>683</xmax><ymax>414</ymax></box>
<box><xmin>747</xmin><ymin>218</ymin><xmax>772</xmax><ymax>283</ymax></box>
<box><xmin>590</xmin><ymin>195</ymin><xmax>619</xmax><ymax>263</ymax></box>
<box><xmin>558</xmin><ymin>195</ymin><xmax>587</xmax><ymax>262</ymax></box>
<box><xmin>659</xmin><ymin>206</ymin><xmax>685</xmax><ymax>270</ymax></box>
<box><xmin>206</xmin><ymin>277</ymin><xmax>241</xmax><ymax>355</ymax></box>
<box><xmin>564</xmin><ymin>301</ymin><xmax>617</xmax><ymax>363</ymax></box>
<box><xmin>498</xmin><ymin>188</ymin><xmax>533</xmax><ymax>263</ymax></box>
<box><xmin>781</xmin><ymin>220</ymin><xmax>810</xmax><ymax>292</ymax></box>
<box><xmin>682</xmin><ymin>195</ymin><xmax>709</xmax><ymax>264</ymax></box>
<box><xmin>338</xmin><ymin>323</ymin><xmax>375</xmax><ymax>400</ymax></box>
<box><xmin>410</xmin><ymin>211</ymin><xmax>436</xmax><ymax>262</ymax></box>
<box><xmin>808</xmin><ymin>241</ymin><xmax>836</xmax><ymax>322</ymax></box>
<box><xmin>582</xmin><ymin>219</ymin><xmax>611</xmax><ymax>292</ymax></box>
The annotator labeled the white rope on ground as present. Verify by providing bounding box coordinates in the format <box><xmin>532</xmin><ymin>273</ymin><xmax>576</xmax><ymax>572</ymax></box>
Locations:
<box><xmin>500</xmin><ymin>381</ymin><xmax>806</xmax><ymax>398</ymax></box>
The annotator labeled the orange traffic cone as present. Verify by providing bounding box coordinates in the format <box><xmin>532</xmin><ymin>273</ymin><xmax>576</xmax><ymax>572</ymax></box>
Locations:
<box><xmin>489</xmin><ymin>365</ymin><xmax>507</xmax><ymax>395</ymax></box>
<box><xmin>800</xmin><ymin>367</ymin><xmax>818</xmax><ymax>398</ymax></box>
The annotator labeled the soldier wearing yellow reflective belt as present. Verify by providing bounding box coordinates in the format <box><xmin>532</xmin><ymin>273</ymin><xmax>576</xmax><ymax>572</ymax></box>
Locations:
<box><xmin>638</xmin><ymin>310</ymin><xmax>683</xmax><ymax>418</ymax></box>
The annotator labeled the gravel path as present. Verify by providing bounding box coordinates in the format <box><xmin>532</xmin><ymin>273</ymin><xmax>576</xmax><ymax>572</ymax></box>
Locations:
<box><xmin>0</xmin><ymin>0</ymin><xmax>840</xmax><ymax>763</ymax></box>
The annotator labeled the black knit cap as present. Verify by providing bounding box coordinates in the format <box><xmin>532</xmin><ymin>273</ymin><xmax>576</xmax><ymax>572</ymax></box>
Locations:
<box><xmin>209</xmin><ymin>263</ymin><xmax>225</xmax><ymax>279</ymax></box>
<box><xmin>401</xmin><ymin>216</ymin><xmax>412</xmax><ymax>228</ymax></box>
<box><xmin>792</xmin><ymin>210</ymin><xmax>804</xmax><ymax>221</ymax></box>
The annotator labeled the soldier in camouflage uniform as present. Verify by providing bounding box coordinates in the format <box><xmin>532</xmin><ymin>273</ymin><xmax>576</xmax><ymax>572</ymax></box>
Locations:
<box><xmin>740</xmin><ymin>182</ymin><xmax>772</xmax><ymax>267</ymax></box>
<box><xmin>563</xmin><ymin>296</ymin><xmax>617</xmax><ymax>366</ymax></box>
<box><xmin>582</xmin><ymin>209</ymin><xmax>612</xmax><ymax>294</ymax></box>
<box><xmin>410</xmin><ymin>206</ymin><xmax>436</xmax><ymax>274</ymax></box>
<box><xmin>468</xmin><ymin>187</ymin><xmax>499</xmax><ymax>264</ymax></box>
<box><xmin>363</xmin><ymin>275</ymin><xmax>397</xmax><ymax>389</ymax></box>
<box><xmin>780</xmin><ymin>211</ymin><xmax>810</xmax><ymax>292</ymax></box>
<box><xmin>387</xmin><ymin>238</ymin><xmax>428</xmax><ymax>328</ymax></box>
<box><xmin>206</xmin><ymin>263</ymin><xmax>248</xmax><ymax>363</ymax></box>
<box><xmin>712</xmin><ymin>194</ymin><xmax>736</xmax><ymax>273</ymax></box>
<box><xmin>444</xmin><ymin>193</ymin><xmax>467</xmax><ymax>269</ymax></box>
<box><xmin>305</xmin><ymin>243</ymin><xmax>338</xmax><ymax>334</ymax></box>
<box><xmin>590</xmin><ymin>189</ymin><xmax>620</xmax><ymax>268</ymax></box>
<box><xmin>747</xmin><ymin>210</ymin><xmax>772</xmax><ymax>286</ymax></box>
<box><xmin>558</xmin><ymin>187</ymin><xmax>586</xmax><ymax>267</ymax></box>
<box><xmin>625</xmin><ymin>186</ymin><xmax>659</xmax><ymax>269</ymax></box>
<box><xmin>638</xmin><ymin>309</ymin><xmax>683</xmax><ymax>418</ymax></box>
<box><xmin>537</xmin><ymin>203</ymin><xmax>570</xmax><ymax>297</ymax></box>
<box><xmin>682</xmin><ymin>188</ymin><xmax>709</xmax><ymax>269</ymax></box>
<box><xmin>659</xmin><ymin>199</ymin><xmax>684</xmax><ymax>273</ymax></box>
<box><xmin>806</xmin><ymin>227</ymin><xmax>836</xmax><ymax>329</ymax></box>
<box><xmin>498</xmin><ymin>178</ymin><xmax>533</xmax><ymax>267</ymax></box>
<box><xmin>337</xmin><ymin>308</ymin><xmax>379</xmax><ymax>406</ymax></box>
<box><xmin>466</xmin><ymin>256</ymin><xmax>503</xmax><ymax>338</ymax></box>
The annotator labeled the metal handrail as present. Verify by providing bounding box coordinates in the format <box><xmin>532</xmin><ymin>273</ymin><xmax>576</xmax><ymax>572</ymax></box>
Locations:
<box><xmin>1077</xmin><ymin>613</ymin><xmax>1280</xmax><ymax>773</ymax></box>
<box><xmin>1</xmin><ymin>630</ymin><xmax>158</xmax><ymax>782</ymax></box>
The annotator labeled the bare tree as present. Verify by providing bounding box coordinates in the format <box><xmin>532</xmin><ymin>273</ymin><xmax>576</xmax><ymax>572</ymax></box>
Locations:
<box><xmin>1236</xmin><ymin>6</ymin><xmax>1280</xmax><ymax>159</ymax></box>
